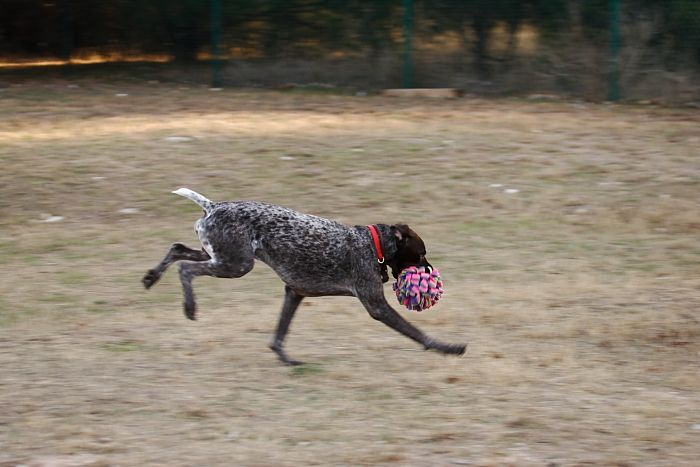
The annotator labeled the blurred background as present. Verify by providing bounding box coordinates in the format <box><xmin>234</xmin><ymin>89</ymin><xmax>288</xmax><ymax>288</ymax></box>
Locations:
<box><xmin>2</xmin><ymin>0</ymin><xmax>700</xmax><ymax>102</ymax></box>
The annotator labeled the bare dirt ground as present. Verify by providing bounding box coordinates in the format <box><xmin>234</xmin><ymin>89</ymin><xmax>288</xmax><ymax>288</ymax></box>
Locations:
<box><xmin>0</xmin><ymin>80</ymin><xmax>699</xmax><ymax>466</ymax></box>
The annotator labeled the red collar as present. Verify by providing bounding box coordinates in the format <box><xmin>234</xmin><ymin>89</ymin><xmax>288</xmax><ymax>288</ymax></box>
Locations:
<box><xmin>367</xmin><ymin>225</ymin><xmax>385</xmax><ymax>264</ymax></box>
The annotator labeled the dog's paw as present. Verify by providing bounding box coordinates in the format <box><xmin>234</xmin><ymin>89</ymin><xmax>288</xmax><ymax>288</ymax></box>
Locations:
<box><xmin>142</xmin><ymin>269</ymin><xmax>160</xmax><ymax>289</ymax></box>
<box><xmin>270</xmin><ymin>345</ymin><xmax>303</xmax><ymax>366</ymax></box>
<box><xmin>427</xmin><ymin>341</ymin><xmax>467</xmax><ymax>356</ymax></box>
<box><xmin>448</xmin><ymin>343</ymin><xmax>467</xmax><ymax>356</ymax></box>
<box><xmin>184</xmin><ymin>300</ymin><xmax>197</xmax><ymax>320</ymax></box>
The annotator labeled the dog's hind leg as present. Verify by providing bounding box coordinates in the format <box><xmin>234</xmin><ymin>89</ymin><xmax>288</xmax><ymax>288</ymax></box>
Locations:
<box><xmin>178</xmin><ymin>255</ymin><xmax>254</xmax><ymax>320</ymax></box>
<box><xmin>142</xmin><ymin>243</ymin><xmax>210</xmax><ymax>289</ymax></box>
<box><xmin>270</xmin><ymin>286</ymin><xmax>305</xmax><ymax>366</ymax></box>
<box><xmin>357</xmin><ymin>288</ymin><xmax>466</xmax><ymax>356</ymax></box>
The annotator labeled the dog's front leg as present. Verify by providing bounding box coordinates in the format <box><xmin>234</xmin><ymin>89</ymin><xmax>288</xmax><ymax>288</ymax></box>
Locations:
<box><xmin>270</xmin><ymin>286</ymin><xmax>305</xmax><ymax>366</ymax></box>
<box><xmin>358</xmin><ymin>289</ymin><xmax>466</xmax><ymax>356</ymax></box>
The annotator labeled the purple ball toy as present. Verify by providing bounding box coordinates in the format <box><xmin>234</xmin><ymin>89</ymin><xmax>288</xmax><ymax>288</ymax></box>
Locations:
<box><xmin>393</xmin><ymin>266</ymin><xmax>444</xmax><ymax>311</ymax></box>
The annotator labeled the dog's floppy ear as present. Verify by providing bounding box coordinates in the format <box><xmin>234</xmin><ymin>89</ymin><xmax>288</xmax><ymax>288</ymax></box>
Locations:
<box><xmin>391</xmin><ymin>224</ymin><xmax>411</xmax><ymax>244</ymax></box>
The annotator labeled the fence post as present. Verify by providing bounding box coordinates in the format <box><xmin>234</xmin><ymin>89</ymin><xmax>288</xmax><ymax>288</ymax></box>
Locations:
<box><xmin>210</xmin><ymin>0</ymin><xmax>222</xmax><ymax>88</ymax></box>
<box><xmin>608</xmin><ymin>0</ymin><xmax>621</xmax><ymax>101</ymax></box>
<box><xmin>402</xmin><ymin>0</ymin><xmax>414</xmax><ymax>88</ymax></box>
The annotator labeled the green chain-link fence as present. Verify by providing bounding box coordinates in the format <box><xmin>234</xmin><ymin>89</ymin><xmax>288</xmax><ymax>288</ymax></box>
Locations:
<box><xmin>2</xmin><ymin>1</ymin><xmax>699</xmax><ymax>102</ymax></box>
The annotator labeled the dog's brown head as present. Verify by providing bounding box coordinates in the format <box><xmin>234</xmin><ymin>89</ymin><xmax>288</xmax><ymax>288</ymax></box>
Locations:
<box><xmin>387</xmin><ymin>224</ymin><xmax>433</xmax><ymax>279</ymax></box>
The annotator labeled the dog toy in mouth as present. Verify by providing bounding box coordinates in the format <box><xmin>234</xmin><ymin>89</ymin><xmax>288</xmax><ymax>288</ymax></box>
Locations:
<box><xmin>393</xmin><ymin>266</ymin><xmax>444</xmax><ymax>311</ymax></box>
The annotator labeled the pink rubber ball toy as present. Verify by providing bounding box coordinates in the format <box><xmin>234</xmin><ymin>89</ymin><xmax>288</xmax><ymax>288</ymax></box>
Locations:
<box><xmin>392</xmin><ymin>266</ymin><xmax>444</xmax><ymax>311</ymax></box>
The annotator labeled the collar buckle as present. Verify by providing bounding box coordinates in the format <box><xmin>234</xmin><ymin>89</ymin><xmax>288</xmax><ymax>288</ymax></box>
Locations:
<box><xmin>366</xmin><ymin>225</ymin><xmax>385</xmax><ymax>264</ymax></box>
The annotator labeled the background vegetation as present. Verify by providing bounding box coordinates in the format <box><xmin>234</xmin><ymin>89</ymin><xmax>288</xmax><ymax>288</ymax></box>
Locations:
<box><xmin>2</xmin><ymin>1</ymin><xmax>700</xmax><ymax>101</ymax></box>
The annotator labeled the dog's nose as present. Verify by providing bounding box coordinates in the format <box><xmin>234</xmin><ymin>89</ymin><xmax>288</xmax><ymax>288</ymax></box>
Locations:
<box><xmin>421</xmin><ymin>256</ymin><xmax>433</xmax><ymax>272</ymax></box>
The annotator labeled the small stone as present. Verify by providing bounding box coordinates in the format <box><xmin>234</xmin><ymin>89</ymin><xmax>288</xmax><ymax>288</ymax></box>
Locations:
<box><xmin>164</xmin><ymin>136</ymin><xmax>193</xmax><ymax>143</ymax></box>
<box><xmin>504</xmin><ymin>188</ymin><xmax>520</xmax><ymax>194</ymax></box>
<box><xmin>692</xmin><ymin>423</ymin><xmax>700</xmax><ymax>430</ymax></box>
<box><xmin>42</xmin><ymin>215</ymin><xmax>64</xmax><ymax>223</ymax></box>
<box><xmin>91</xmin><ymin>176</ymin><xmax>105</xmax><ymax>181</ymax></box>
<box><xmin>209</xmin><ymin>87</ymin><xmax>223</xmax><ymax>91</ymax></box>
<box><xmin>279</xmin><ymin>156</ymin><xmax>295</xmax><ymax>161</ymax></box>
<box><xmin>115</xmin><ymin>93</ymin><xmax>128</xmax><ymax>97</ymax></box>
<box><xmin>489</xmin><ymin>183</ymin><xmax>503</xmax><ymax>188</ymax></box>
<box><xmin>118</xmin><ymin>208</ymin><xmax>139</xmax><ymax>214</ymax></box>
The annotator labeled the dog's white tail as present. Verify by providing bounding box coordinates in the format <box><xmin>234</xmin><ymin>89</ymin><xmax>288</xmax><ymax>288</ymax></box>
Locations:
<box><xmin>172</xmin><ymin>188</ymin><xmax>214</xmax><ymax>212</ymax></box>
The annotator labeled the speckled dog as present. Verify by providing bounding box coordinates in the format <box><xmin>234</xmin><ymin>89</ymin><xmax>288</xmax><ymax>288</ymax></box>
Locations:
<box><xmin>142</xmin><ymin>188</ymin><xmax>466</xmax><ymax>365</ymax></box>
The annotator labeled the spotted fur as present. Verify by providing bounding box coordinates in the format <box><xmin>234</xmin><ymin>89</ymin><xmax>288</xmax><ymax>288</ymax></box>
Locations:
<box><xmin>143</xmin><ymin>188</ymin><xmax>466</xmax><ymax>365</ymax></box>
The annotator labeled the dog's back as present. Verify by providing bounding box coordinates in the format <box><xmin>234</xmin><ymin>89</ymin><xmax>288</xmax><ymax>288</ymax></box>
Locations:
<box><xmin>200</xmin><ymin>201</ymin><xmax>367</xmax><ymax>296</ymax></box>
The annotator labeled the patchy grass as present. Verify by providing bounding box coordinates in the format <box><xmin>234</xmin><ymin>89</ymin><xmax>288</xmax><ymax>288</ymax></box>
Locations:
<box><xmin>290</xmin><ymin>364</ymin><xmax>326</xmax><ymax>377</ymax></box>
<box><xmin>100</xmin><ymin>341</ymin><xmax>150</xmax><ymax>353</ymax></box>
<box><xmin>0</xmin><ymin>81</ymin><xmax>699</xmax><ymax>466</ymax></box>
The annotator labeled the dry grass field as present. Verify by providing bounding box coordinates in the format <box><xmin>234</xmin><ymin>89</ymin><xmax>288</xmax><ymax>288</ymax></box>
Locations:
<box><xmin>1</xmin><ymin>80</ymin><xmax>699</xmax><ymax>466</ymax></box>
